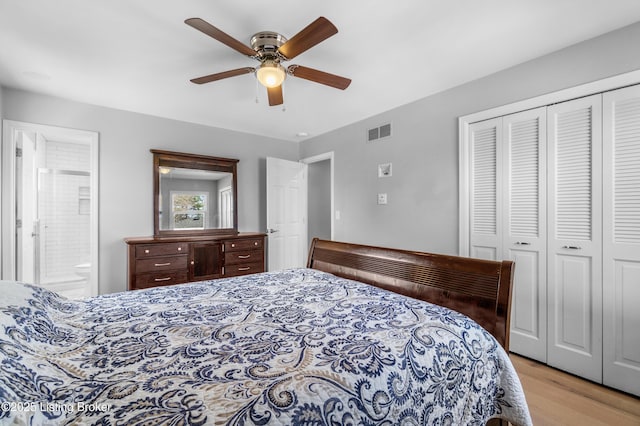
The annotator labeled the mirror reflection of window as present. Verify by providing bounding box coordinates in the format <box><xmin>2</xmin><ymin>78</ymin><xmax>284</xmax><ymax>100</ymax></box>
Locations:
<box><xmin>170</xmin><ymin>191</ymin><xmax>208</xmax><ymax>230</ymax></box>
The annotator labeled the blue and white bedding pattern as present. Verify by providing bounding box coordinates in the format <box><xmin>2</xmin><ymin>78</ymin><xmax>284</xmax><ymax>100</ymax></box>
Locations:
<box><xmin>0</xmin><ymin>269</ymin><xmax>532</xmax><ymax>425</ymax></box>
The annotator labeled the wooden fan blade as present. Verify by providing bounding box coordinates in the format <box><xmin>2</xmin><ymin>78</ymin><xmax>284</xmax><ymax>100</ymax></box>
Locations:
<box><xmin>278</xmin><ymin>17</ymin><xmax>337</xmax><ymax>60</ymax></box>
<box><xmin>288</xmin><ymin>65</ymin><xmax>351</xmax><ymax>90</ymax></box>
<box><xmin>267</xmin><ymin>85</ymin><xmax>284</xmax><ymax>106</ymax></box>
<box><xmin>190</xmin><ymin>67</ymin><xmax>255</xmax><ymax>84</ymax></box>
<box><xmin>185</xmin><ymin>18</ymin><xmax>256</xmax><ymax>57</ymax></box>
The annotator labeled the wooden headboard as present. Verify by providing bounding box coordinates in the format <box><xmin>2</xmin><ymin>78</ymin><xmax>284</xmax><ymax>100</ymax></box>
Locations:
<box><xmin>307</xmin><ymin>238</ymin><xmax>515</xmax><ymax>351</ymax></box>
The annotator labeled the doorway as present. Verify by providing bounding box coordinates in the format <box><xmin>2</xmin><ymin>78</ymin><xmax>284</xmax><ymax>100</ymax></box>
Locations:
<box><xmin>2</xmin><ymin>120</ymin><xmax>99</xmax><ymax>298</ymax></box>
<box><xmin>265</xmin><ymin>152</ymin><xmax>333</xmax><ymax>271</ymax></box>
<box><xmin>302</xmin><ymin>152</ymin><xmax>334</xmax><ymax>249</ymax></box>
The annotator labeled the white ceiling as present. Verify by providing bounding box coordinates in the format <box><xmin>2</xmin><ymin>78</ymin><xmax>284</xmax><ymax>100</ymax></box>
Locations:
<box><xmin>1</xmin><ymin>1</ymin><xmax>640</xmax><ymax>142</ymax></box>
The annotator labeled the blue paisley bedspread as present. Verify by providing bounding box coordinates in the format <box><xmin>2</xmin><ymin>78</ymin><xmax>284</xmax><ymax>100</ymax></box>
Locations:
<box><xmin>0</xmin><ymin>269</ymin><xmax>532</xmax><ymax>425</ymax></box>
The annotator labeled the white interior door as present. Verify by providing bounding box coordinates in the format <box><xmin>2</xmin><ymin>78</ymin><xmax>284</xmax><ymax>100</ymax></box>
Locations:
<box><xmin>547</xmin><ymin>95</ymin><xmax>603</xmax><ymax>382</ymax></box>
<box><xmin>469</xmin><ymin>117</ymin><xmax>502</xmax><ymax>260</ymax></box>
<box><xmin>602</xmin><ymin>84</ymin><xmax>640</xmax><ymax>396</ymax></box>
<box><xmin>503</xmin><ymin>107</ymin><xmax>547</xmax><ymax>362</ymax></box>
<box><xmin>266</xmin><ymin>157</ymin><xmax>307</xmax><ymax>271</ymax></box>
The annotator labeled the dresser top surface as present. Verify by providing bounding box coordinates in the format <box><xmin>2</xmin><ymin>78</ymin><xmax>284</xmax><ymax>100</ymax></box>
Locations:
<box><xmin>124</xmin><ymin>232</ymin><xmax>266</xmax><ymax>245</ymax></box>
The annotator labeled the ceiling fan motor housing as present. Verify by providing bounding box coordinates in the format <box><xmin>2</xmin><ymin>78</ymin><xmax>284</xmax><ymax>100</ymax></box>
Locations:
<box><xmin>250</xmin><ymin>31</ymin><xmax>288</xmax><ymax>60</ymax></box>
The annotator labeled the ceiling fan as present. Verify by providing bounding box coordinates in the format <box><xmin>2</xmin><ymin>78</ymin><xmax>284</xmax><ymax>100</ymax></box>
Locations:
<box><xmin>185</xmin><ymin>16</ymin><xmax>351</xmax><ymax>106</ymax></box>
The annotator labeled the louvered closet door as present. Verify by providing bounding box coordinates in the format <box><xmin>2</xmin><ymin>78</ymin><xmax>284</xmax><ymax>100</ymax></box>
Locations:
<box><xmin>603</xmin><ymin>84</ymin><xmax>640</xmax><ymax>396</ymax></box>
<box><xmin>503</xmin><ymin>108</ymin><xmax>547</xmax><ymax>362</ymax></box>
<box><xmin>469</xmin><ymin>118</ymin><xmax>502</xmax><ymax>260</ymax></box>
<box><xmin>547</xmin><ymin>94</ymin><xmax>603</xmax><ymax>382</ymax></box>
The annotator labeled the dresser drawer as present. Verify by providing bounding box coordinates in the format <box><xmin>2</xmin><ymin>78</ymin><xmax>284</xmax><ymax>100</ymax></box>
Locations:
<box><xmin>134</xmin><ymin>270</ymin><xmax>189</xmax><ymax>289</ymax></box>
<box><xmin>136</xmin><ymin>255</ymin><xmax>188</xmax><ymax>273</ymax></box>
<box><xmin>224</xmin><ymin>238</ymin><xmax>263</xmax><ymax>252</ymax></box>
<box><xmin>136</xmin><ymin>243</ymin><xmax>188</xmax><ymax>258</ymax></box>
<box><xmin>225</xmin><ymin>250</ymin><xmax>263</xmax><ymax>265</ymax></box>
<box><xmin>225</xmin><ymin>262</ymin><xmax>264</xmax><ymax>277</ymax></box>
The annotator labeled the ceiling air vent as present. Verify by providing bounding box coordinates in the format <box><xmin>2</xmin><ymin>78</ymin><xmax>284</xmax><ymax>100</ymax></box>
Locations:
<box><xmin>367</xmin><ymin>123</ymin><xmax>392</xmax><ymax>142</ymax></box>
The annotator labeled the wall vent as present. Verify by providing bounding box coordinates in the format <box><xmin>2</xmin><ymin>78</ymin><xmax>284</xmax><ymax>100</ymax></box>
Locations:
<box><xmin>379</xmin><ymin>123</ymin><xmax>391</xmax><ymax>138</ymax></box>
<box><xmin>368</xmin><ymin>127</ymin><xmax>379</xmax><ymax>141</ymax></box>
<box><xmin>367</xmin><ymin>123</ymin><xmax>392</xmax><ymax>142</ymax></box>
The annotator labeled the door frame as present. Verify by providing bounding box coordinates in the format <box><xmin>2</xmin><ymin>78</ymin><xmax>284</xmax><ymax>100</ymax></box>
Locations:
<box><xmin>300</xmin><ymin>151</ymin><xmax>335</xmax><ymax>241</ymax></box>
<box><xmin>1</xmin><ymin>120</ymin><xmax>99</xmax><ymax>296</ymax></box>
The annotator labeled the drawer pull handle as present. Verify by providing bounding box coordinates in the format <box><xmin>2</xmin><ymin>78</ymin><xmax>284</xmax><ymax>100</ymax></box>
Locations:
<box><xmin>145</xmin><ymin>249</ymin><xmax>150</xmax><ymax>254</ymax></box>
<box><xmin>238</xmin><ymin>267</ymin><xmax>251</xmax><ymax>271</ymax></box>
<box><xmin>154</xmin><ymin>277</ymin><xmax>172</xmax><ymax>282</ymax></box>
<box><xmin>238</xmin><ymin>254</ymin><xmax>251</xmax><ymax>259</ymax></box>
<box><xmin>177</xmin><ymin>247</ymin><xmax>182</xmax><ymax>251</ymax></box>
<box><xmin>562</xmin><ymin>245</ymin><xmax>582</xmax><ymax>250</ymax></box>
<box><xmin>154</xmin><ymin>262</ymin><xmax>171</xmax><ymax>267</ymax></box>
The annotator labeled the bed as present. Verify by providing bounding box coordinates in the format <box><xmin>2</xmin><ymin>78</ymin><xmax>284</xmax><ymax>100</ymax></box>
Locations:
<box><xmin>0</xmin><ymin>238</ymin><xmax>532</xmax><ymax>425</ymax></box>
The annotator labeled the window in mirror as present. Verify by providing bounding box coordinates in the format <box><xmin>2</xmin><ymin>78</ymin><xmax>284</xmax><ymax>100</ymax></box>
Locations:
<box><xmin>152</xmin><ymin>150</ymin><xmax>238</xmax><ymax>237</ymax></box>
<box><xmin>170</xmin><ymin>191</ymin><xmax>208</xmax><ymax>230</ymax></box>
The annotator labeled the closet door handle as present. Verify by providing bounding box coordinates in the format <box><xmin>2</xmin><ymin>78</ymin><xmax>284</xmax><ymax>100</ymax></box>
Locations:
<box><xmin>562</xmin><ymin>245</ymin><xmax>582</xmax><ymax>250</ymax></box>
<box><xmin>514</xmin><ymin>241</ymin><xmax>531</xmax><ymax>245</ymax></box>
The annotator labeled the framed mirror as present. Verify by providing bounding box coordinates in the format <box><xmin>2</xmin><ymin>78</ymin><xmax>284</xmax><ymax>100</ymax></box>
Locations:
<box><xmin>152</xmin><ymin>150</ymin><xmax>238</xmax><ymax>237</ymax></box>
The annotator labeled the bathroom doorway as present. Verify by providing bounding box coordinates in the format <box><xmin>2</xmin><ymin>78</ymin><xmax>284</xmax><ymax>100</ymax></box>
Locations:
<box><xmin>2</xmin><ymin>121</ymin><xmax>99</xmax><ymax>298</ymax></box>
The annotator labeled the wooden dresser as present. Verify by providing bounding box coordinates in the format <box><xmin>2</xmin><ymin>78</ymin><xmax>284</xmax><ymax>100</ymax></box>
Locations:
<box><xmin>124</xmin><ymin>232</ymin><xmax>266</xmax><ymax>290</ymax></box>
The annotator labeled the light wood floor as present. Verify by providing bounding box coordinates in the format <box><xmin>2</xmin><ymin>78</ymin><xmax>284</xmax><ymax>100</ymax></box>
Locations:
<box><xmin>510</xmin><ymin>354</ymin><xmax>640</xmax><ymax>425</ymax></box>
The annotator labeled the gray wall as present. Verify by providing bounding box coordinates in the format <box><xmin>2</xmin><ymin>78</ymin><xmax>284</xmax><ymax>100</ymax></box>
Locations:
<box><xmin>299</xmin><ymin>21</ymin><xmax>640</xmax><ymax>255</ymax></box>
<box><xmin>1</xmin><ymin>88</ymin><xmax>298</xmax><ymax>294</ymax></box>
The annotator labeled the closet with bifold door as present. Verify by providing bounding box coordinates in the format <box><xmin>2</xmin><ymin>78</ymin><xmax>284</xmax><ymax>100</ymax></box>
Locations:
<box><xmin>462</xmin><ymin>83</ymin><xmax>640</xmax><ymax>396</ymax></box>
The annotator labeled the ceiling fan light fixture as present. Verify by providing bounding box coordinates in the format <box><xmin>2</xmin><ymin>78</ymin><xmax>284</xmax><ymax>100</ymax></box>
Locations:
<box><xmin>256</xmin><ymin>60</ymin><xmax>286</xmax><ymax>88</ymax></box>
<box><xmin>186</xmin><ymin>17</ymin><xmax>350</xmax><ymax>106</ymax></box>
